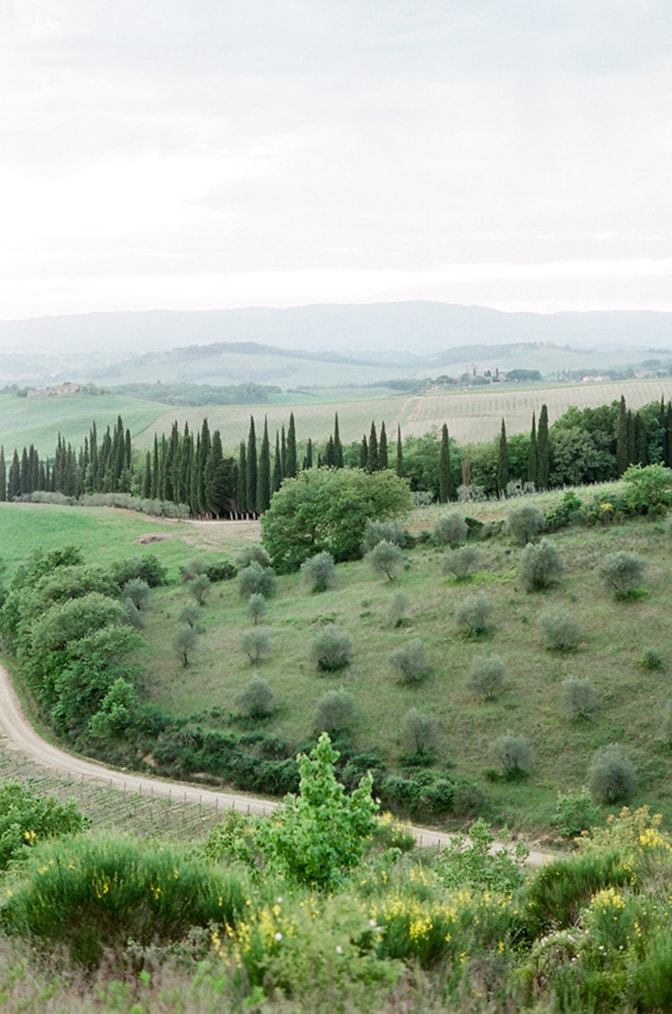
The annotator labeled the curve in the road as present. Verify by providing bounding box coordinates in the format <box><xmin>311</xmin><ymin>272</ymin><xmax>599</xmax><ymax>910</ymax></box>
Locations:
<box><xmin>0</xmin><ymin>660</ymin><xmax>552</xmax><ymax>863</ymax></box>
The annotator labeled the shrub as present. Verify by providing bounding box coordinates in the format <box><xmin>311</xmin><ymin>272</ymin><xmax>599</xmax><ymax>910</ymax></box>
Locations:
<box><xmin>110</xmin><ymin>554</ymin><xmax>167</xmax><ymax>588</ymax></box>
<box><xmin>433</xmin><ymin>511</ymin><xmax>468</xmax><ymax>547</ymax></box>
<box><xmin>310</xmin><ymin>624</ymin><xmax>353</xmax><ymax>672</ymax></box>
<box><xmin>539</xmin><ymin>609</ymin><xmax>582</xmax><ymax>651</ymax></box>
<box><xmin>388</xmin><ymin>591</ymin><xmax>410</xmax><ymax>627</ymax></box>
<box><xmin>554</xmin><ymin>787</ymin><xmax>601</xmax><ymax>838</ymax></box>
<box><xmin>366</xmin><ymin>539</ymin><xmax>404</xmax><ymax>581</ymax></box>
<box><xmin>434</xmin><ymin>818</ymin><xmax>528</xmax><ymax>892</ymax></box>
<box><xmin>172</xmin><ymin>623</ymin><xmax>198</xmax><ymax>667</ymax></box>
<box><xmin>123</xmin><ymin>596</ymin><xmax>144</xmax><ymax>630</ymax></box>
<box><xmin>361</xmin><ymin>519</ymin><xmax>407</xmax><ymax>552</ymax></box>
<box><xmin>505</xmin><ymin>503</ymin><xmax>546</xmax><ymax>545</ymax></box>
<box><xmin>455</xmin><ymin>591</ymin><xmax>494</xmax><ymax>637</ymax></box>
<box><xmin>237</xmin><ymin>561</ymin><xmax>277</xmax><ymax>598</ymax></box>
<box><xmin>588</xmin><ymin>744</ymin><xmax>637</xmax><ymax>804</ymax></box>
<box><xmin>235</xmin><ymin>674</ymin><xmax>275</xmax><ymax>719</ymax></box>
<box><xmin>122</xmin><ymin>578</ymin><xmax>150</xmax><ymax>610</ymax></box>
<box><xmin>390</xmin><ymin>638</ymin><xmax>432</xmax><ymax>684</ymax></box>
<box><xmin>204</xmin><ymin>558</ymin><xmax>237</xmax><ymax>583</ymax></box>
<box><xmin>180</xmin><ymin>556</ymin><xmax>208</xmax><ymax>581</ymax></box>
<box><xmin>187</xmin><ymin>572</ymin><xmax>210</xmax><ymax>606</ymax></box>
<box><xmin>0</xmin><ymin>833</ymin><xmax>245</xmax><ymax>966</ymax></box>
<box><xmin>622</xmin><ymin>463</ymin><xmax>672</xmax><ymax>515</ymax></box>
<box><xmin>301</xmin><ymin>551</ymin><xmax>336</xmax><ymax>593</ymax></box>
<box><xmin>247</xmin><ymin>592</ymin><xmax>268</xmax><ymax>626</ymax></box>
<box><xmin>599</xmin><ymin>550</ymin><xmax>646</xmax><ymax>598</ymax></box>
<box><xmin>519</xmin><ymin>537</ymin><xmax>564</xmax><ymax>591</ymax></box>
<box><xmin>236</xmin><ymin>544</ymin><xmax>272</xmax><ymax>569</ymax></box>
<box><xmin>467</xmin><ymin>654</ymin><xmax>506</xmax><ymax>701</ymax></box>
<box><xmin>314</xmin><ymin>688</ymin><xmax>356</xmax><ymax>733</ymax></box>
<box><xmin>0</xmin><ymin>781</ymin><xmax>88</xmax><ymax>872</ymax></box>
<box><xmin>402</xmin><ymin>707</ymin><xmax>438</xmax><ymax>756</ymax></box>
<box><xmin>640</xmin><ymin>646</ymin><xmax>664</xmax><ymax>671</ymax></box>
<box><xmin>241</xmin><ymin>628</ymin><xmax>272</xmax><ymax>665</ymax></box>
<box><xmin>177</xmin><ymin>600</ymin><xmax>200</xmax><ymax>627</ymax></box>
<box><xmin>491</xmin><ymin>733</ymin><xmax>534</xmax><ymax>779</ymax></box>
<box><xmin>256</xmin><ymin>732</ymin><xmax>378</xmax><ymax>889</ymax></box>
<box><xmin>443</xmin><ymin>545</ymin><xmax>481</xmax><ymax>580</ymax></box>
<box><xmin>562</xmin><ymin>677</ymin><xmax>597</xmax><ymax>719</ymax></box>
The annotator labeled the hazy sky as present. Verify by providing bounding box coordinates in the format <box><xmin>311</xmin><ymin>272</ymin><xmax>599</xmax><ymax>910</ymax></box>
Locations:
<box><xmin>1</xmin><ymin>0</ymin><xmax>671</xmax><ymax>320</ymax></box>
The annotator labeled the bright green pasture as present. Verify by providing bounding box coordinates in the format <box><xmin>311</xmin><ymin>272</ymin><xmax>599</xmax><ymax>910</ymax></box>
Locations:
<box><xmin>138</xmin><ymin>508</ymin><xmax>672</xmax><ymax>836</ymax></box>
<box><xmin>0</xmin><ymin>503</ymin><xmax>256</xmax><ymax>583</ymax></box>
<box><xmin>0</xmin><ymin>392</ymin><xmax>164</xmax><ymax>455</ymax></box>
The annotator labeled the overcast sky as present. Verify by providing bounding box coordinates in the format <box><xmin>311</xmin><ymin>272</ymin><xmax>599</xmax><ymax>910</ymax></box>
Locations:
<box><xmin>1</xmin><ymin>0</ymin><xmax>671</xmax><ymax>320</ymax></box>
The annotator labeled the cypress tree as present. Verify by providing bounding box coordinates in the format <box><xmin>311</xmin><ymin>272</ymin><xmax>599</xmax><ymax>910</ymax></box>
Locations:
<box><xmin>333</xmin><ymin>413</ymin><xmax>344</xmax><ymax>468</ymax></box>
<box><xmin>7</xmin><ymin>450</ymin><xmax>20</xmax><ymax>500</ymax></box>
<box><xmin>280</xmin><ymin>425</ymin><xmax>287</xmax><ymax>477</ymax></box>
<box><xmin>247</xmin><ymin>417</ymin><xmax>258</xmax><ymax>515</ymax></box>
<box><xmin>367</xmin><ymin>421</ymin><xmax>379</xmax><ymax>472</ymax></box>
<box><xmin>324</xmin><ymin>436</ymin><xmax>336</xmax><ymax>468</ymax></box>
<box><xmin>143</xmin><ymin>451</ymin><xmax>152</xmax><ymax>499</ymax></box>
<box><xmin>626</xmin><ymin>409</ymin><xmax>636</xmax><ymax>468</ymax></box>
<box><xmin>379</xmin><ymin>421</ymin><xmax>388</xmax><ymax>470</ymax></box>
<box><xmin>273</xmin><ymin>432</ymin><xmax>282</xmax><ymax>492</ymax></box>
<box><xmin>257</xmin><ymin>417</ymin><xmax>272</xmax><ymax>513</ymax></box>
<box><xmin>396</xmin><ymin>425</ymin><xmax>404</xmax><ymax>477</ymax></box>
<box><xmin>0</xmin><ymin>447</ymin><xmax>6</xmax><ymax>502</ymax></box>
<box><xmin>439</xmin><ymin>423</ymin><xmax>450</xmax><ymax>503</ymax></box>
<box><xmin>616</xmin><ymin>395</ymin><xmax>629</xmax><ymax>475</ymax></box>
<box><xmin>204</xmin><ymin>430</ymin><xmax>225</xmax><ymax>518</ymax></box>
<box><xmin>304</xmin><ymin>438</ymin><xmax>314</xmax><ymax>470</ymax></box>
<box><xmin>286</xmin><ymin>412</ymin><xmax>297</xmax><ymax>478</ymax></box>
<box><xmin>634</xmin><ymin>413</ymin><xmax>647</xmax><ymax>466</ymax></box>
<box><xmin>237</xmin><ymin>441</ymin><xmax>248</xmax><ymax>515</ymax></box>
<box><xmin>528</xmin><ymin>412</ymin><xmax>537</xmax><ymax>486</ymax></box>
<box><xmin>20</xmin><ymin>447</ymin><xmax>29</xmax><ymax>494</ymax></box>
<box><xmin>151</xmin><ymin>435</ymin><xmax>160</xmax><ymax>500</ymax></box>
<box><xmin>537</xmin><ymin>404</ymin><xmax>550</xmax><ymax>490</ymax></box>
<box><xmin>497</xmin><ymin>418</ymin><xmax>509</xmax><ymax>496</ymax></box>
<box><xmin>665</xmin><ymin>403</ymin><xmax>672</xmax><ymax>467</ymax></box>
<box><xmin>359</xmin><ymin>435</ymin><xmax>368</xmax><ymax>469</ymax></box>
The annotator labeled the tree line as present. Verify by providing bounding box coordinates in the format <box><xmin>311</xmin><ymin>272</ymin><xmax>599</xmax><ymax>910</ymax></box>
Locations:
<box><xmin>2</xmin><ymin>394</ymin><xmax>672</xmax><ymax>515</ymax></box>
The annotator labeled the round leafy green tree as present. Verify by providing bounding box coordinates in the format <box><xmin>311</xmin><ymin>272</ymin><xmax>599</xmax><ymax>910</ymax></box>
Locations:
<box><xmin>261</xmin><ymin>467</ymin><xmax>412</xmax><ymax>572</ymax></box>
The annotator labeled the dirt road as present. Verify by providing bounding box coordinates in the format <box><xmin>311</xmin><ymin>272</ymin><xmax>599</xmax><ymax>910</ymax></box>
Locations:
<box><xmin>0</xmin><ymin>661</ymin><xmax>552</xmax><ymax>863</ymax></box>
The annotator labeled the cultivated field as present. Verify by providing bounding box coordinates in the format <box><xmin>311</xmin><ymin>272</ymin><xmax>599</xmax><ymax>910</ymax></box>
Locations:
<box><xmin>3</xmin><ymin>377</ymin><xmax>672</xmax><ymax>460</ymax></box>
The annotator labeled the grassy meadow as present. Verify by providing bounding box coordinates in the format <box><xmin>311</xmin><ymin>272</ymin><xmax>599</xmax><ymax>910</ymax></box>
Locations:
<box><xmin>4</xmin><ymin>492</ymin><xmax>671</xmax><ymax>839</ymax></box>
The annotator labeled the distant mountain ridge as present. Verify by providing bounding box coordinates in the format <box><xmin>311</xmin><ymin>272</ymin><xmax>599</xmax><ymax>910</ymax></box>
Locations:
<box><xmin>1</xmin><ymin>302</ymin><xmax>671</xmax><ymax>388</ymax></box>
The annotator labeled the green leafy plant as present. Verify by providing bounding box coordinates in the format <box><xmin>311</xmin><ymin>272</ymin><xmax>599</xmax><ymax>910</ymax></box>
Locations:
<box><xmin>467</xmin><ymin>654</ymin><xmax>506</xmax><ymax>701</ymax></box>
<box><xmin>310</xmin><ymin>624</ymin><xmax>353</xmax><ymax>672</ymax></box>
<box><xmin>390</xmin><ymin>638</ymin><xmax>432</xmax><ymax>684</ymax></box>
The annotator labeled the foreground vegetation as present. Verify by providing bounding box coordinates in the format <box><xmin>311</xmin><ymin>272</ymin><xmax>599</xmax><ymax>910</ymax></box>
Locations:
<box><xmin>2</xmin><ymin>742</ymin><xmax>672</xmax><ymax>1011</ymax></box>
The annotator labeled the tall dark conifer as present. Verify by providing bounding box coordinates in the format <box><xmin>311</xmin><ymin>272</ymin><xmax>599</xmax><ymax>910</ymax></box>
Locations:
<box><xmin>237</xmin><ymin>441</ymin><xmax>248</xmax><ymax>515</ymax></box>
<box><xmin>304</xmin><ymin>437</ymin><xmax>313</xmax><ymax>470</ymax></box>
<box><xmin>528</xmin><ymin>412</ymin><xmax>537</xmax><ymax>486</ymax></box>
<box><xmin>379</xmin><ymin>421</ymin><xmax>388</xmax><ymax>470</ymax></box>
<box><xmin>246</xmin><ymin>417</ymin><xmax>258</xmax><ymax>514</ymax></box>
<box><xmin>497</xmin><ymin>418</ymin><xmax>509</xmax><ymax>496</ymax></box>
<box><xmin>272</xmin><ymin>432</ymin><xmax>282</xmax><ymax>492</ymax></box>
<box><xmin>616</xmin><ymin>395</ymin><xmax>629</xmax><ymax>475</ymax></box>
<box><xmin>359</xmin><ymin>435</ymin><xmax>368</xmax><ymax>470</ymax></box>
<box><xmin>396</xmin><ymin>425</ymin><xmax>404</xmax><ymax>477</ymax></box>
<box><xmin>537</xmin><ymin>404</ymin><xmax>550</xmax><ymax>490</ymax></box>
<box><xmin>367</xmin><ymin>422</ymin><xmax>379</xmax><ymax>472</ymax></box>
<box><xmin>286</xmin><ymin>413</ymin><xmax>297</xmax><ymax>478</ymax></box>
<box><xmin>257</xmin><ymin>417</ymin><xmax>271</xmax><ymax>513</ymax></box>
<box><xmin>0</xmin><ymin>447</ymin><xmax>6</xmax><ymax>502</ymax></box>
<box><xmin>439</xmin><ymin>423</ymin><xmax>450</xmax><ymax>503</ymax></box>
<box><xmin>333</xmin><ymin>413</ymin><xmax>344</xmax><ymax>468</ymax></box>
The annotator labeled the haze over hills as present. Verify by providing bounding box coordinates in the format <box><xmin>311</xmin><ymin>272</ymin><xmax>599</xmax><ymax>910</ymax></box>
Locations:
<box><xmin>1</xmin><ymin>302</ymin><xmax>672</xmax><ymax>388</ymax></box>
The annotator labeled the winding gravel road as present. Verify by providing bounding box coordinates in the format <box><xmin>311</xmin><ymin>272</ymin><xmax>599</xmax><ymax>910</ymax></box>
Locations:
<box><xmin>0</xmin><ymin>660</ymin><xmax>551</xmax><ymax>864</ymax></box>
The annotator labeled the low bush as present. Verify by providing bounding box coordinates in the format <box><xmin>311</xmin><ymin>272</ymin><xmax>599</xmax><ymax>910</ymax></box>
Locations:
<box><xmin>235</xmin><ymin>675</ymin><xmax>275</xmax><ymax>719</ymax></box>
<box><xmin>361</xmin><ymin>519</ymin><xmax>407</xmax><ymax>552</ymax></box>
<box><xmin>301</xmin><ymin>551</ymin><xmax>336</xmax><ymax>593</ymax></box>
<box><xmin>519</xmin><ymin>538</ymin><xmax>564</xmax><ymax>591</ymax></box>
<box><xmin>562</xmin><ymin>677</ymin><xmax>597</xmax><ymax>719</ymax></box>
<box><xmin>433</xmin><ymin>511</ymin><xmax>468</xmax><ymax>547</ymax></box>
<box><xmin>366</xmin><ymin>540</ymin><xmax>404</xmax><ymax>581</ymax></box>
<box><xmin>443</xmin><ymin>545</ymin><xmax>481</xmax><ymax>580</ymax></box>
<box><xmin>599</xmin><ymin>551</ymin><xmax>646</xmax><ymax>599</ymax></box>
<box><xmin>110</xmin><ymin>554</ymin><xmax>167</xmax><ymax>588</ymax></box>
<box><xmin>241</xmin><ymin>628</ymin><xmax>272</xmax><ymax>665</ymax></box>
<box><xmin>455</xmin><ymin>591</ymin><xmax>494</xmax><ymax>637</ymax></box>
<box><xmin>314</xmin><ymin>688</ymin><xmax>356</xmax><ymax>733</ymax></box>
<box><xmin>310</xmin><ymin>624</ymin><xmax>353</xmax><ymax>672</ymax></box>
<box><xmin>390</xmin><ymin>638</ymin><xmax>432</xmax><ymax>684</ymax></box>
<box><xmin>387</xmin><ymin>591</ymin><xmax>410</xmax><ymax>627</ymax></box>
<box><xmin>401</xmin><ymin>707</ymin><xmax>438</xmax><ymax>756</ymax></box>
<box><xmin>0</xmin><ymin>833</ymin><xmax>246</xmax><ymax>966</ymax></box>
<box><xmin>491</xmin><ymin>733</ymin><xmax>534</xmax><ymax>779</ymax></box>
<box><xmin>553</xmin><ymin>787</ymin><xmax>601</xmax><ymax>838</ymax></box>
<box><xmin>237</xmin><ymin>561</ymin><xmax>277</xmax><ymax>598</ymax></box>
<box><xmin>467</xmin><ymin>654</ymin><xmax>506</xmax><ymax>701</ymax></box>
<box><xmin>505</xmin><ymin>503</ymin><xmax>546</xmax><ymax>545</ymax></box>
<box><xmin>236</xmin><ymin>544</ymin><xmax>272</xmax><ymax>569</ymax></box>
<box><xmin>640</xmin><ymin>646</ymin><xmax>664</xmax><ymax>671</ymax></box>
<box><xmin>587</xmin><ymin>744</ymin><xmax>637</xmax><ymax>804</ymax></box>
<box><xmin>539</xmin><ymin>609</ymin><xmax>582</xmax><ymax>651</ymax></box>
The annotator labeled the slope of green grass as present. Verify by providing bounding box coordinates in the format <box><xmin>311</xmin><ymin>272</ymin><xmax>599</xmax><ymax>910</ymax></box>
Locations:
<box><xmin>2</xmin><ymin>494</ymin><xmax>672</xmax><ymax>839</ymax></box>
